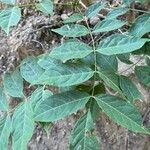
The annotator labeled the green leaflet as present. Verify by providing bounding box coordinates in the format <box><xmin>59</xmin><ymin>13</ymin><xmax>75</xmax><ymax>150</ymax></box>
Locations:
<box><xmin>33</xmin><ymin>63</ymin><xmax>94</xmax><ymax>87</ymax></box>
<box><xmin>34</xmin><ymin>91</ymin><xmax>90</xmax><ymax>122</ymax></box>
<box><xmin>119</xmin><ymin>75</ymin><xmax>143</xmax><ymax>102</ymax></box>
<box><xmin>0</xmin><ymin>115</ymin><xmax>11</xmax><ymax>150</ymax></box>
<box><xmin>96</xmin><ymin>53</ymin><xmax>118</xmax><ymax>72</ymax></box>
<box><xmin>98</xmin><ymin>71</ymin><xmax>123</xmax><ymax>97</ymax></box>
<box><xmin>123</xmin><ymin>0</ymin><xmax>134</xmax><ymax>5</ymax></box>
<box><xmin>146</xmin><ymin>56</ymin><xmax>150</xmax><ymax>66</ymax></box>
<box><xmin>36</xmin><ymin>0</ymin><xmax>53</xmax><ymax>15</ymax></box>
<box><xmin>4</xmin><ymin>69</ymin><xmax>24</xmax><ymax>98</ymax></box>
<box><xmin>117</xmin><ymin>53</ymin><xmax>133</xmax><ymax>64</ymax></box>
<box><xmin>12</xmin><ymin>102</ymin><xmax>34</xmax><ymax>150</ymax></box>
<box><xmin>0</xmin><ymin>86</ymin><xmax>8</xmax><ymax>111</ymax></box>
<box><xmin>106</xmin><ymin>7</ymin><xmax>129</xmax><ymax>19</ymax></box>
<box><xmin>0</xmin><ymin>7</ymin><xmax>21</xmax><ymax>34</ymax></box>
<box><xmin>0</xmin><ymin>0</ymin><xmax>15</xmax><ymax>4</ymax></box>
<box><xmin>30</xmin><ymin>87</ymin><xmax>53</xmax><ymax>112</ymax></box>
<box><xmin>85</xmin><ymin>2</ymin><xmax>105</xmax><ymax>18</ymax></box>
<box><xmin>70</xmin><ymin>111</ymin><xmax>100</xmax><ymax>150</ymax></box>
<box><xmin>63</xmin><ymin>13</ymin><xmax>84</xmax><ymax>24</ymax></box>
<box><xmin>135</xmin><ymin>66</ymin><xmax>150</xmax><ymax>87</ymax></box>
<box><xmin>51</xmin><ymin>24</ymin><xmax>89</xmax><ymax>37</ymax></box>
<box><xmin>130</xmin><ymin>13</ymin><xmax>150</xmax><ymax>37</ymax></box>
<box><xmin>95</xmin><ymin>94</ymin><xmax>149</xmax><ymax>134</ymax></box>
<box><xmin>20</xmin><ymin>57</ymin><xmax>44</xmax><ymax>83</ymax></box>
<box><xmin>93</xmin><ymin>19</ymin><xmax>126</xmax><ymax>33</ymax></box>
<box><xmin>96</xmin><ymin>34</ymin><xmax>148</xmax><ymax>55</ymax></box>
<box><xmin>50</xmin><ymin>39</ymin><xmax>93</xmax><ymax>61</ymax></box>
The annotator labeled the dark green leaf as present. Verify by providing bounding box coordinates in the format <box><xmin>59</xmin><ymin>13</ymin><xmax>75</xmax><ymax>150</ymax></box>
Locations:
<box><xmin>52</xmin><ymin>24</ymin><xmax>89</xmax><ymax>37</ymax></box>
<box><xmin>117</xmin><ymin>53</ymin><xmax>133</xmax><ymax>64</ymax></box>
<box><xmin>4</xmin><ymin>69</ymin><xmax>24</xmax><ymax>98</ymax></box>
<box><xmin>95</xmin><ymin>94</ymin><xmax>149</xmax><ymax>134</ymax></box>
<box><xmin>120</xmin><ymin>75</ymin><xmax>143</xmax><ymax>102</ymax></box>
<box><xmin>70</xmin><ymin>111</ymin><xmax>100</xmax><ymax>150</ymax></box>
<box><xmin>34</xmin><ymin>91</ymin><xmax>90</xmax><ymax>122</ymax></box>
<box><xmin>146</xmin><ymin>56</ymin><xmax>150</xmax><ymax>66</ymax></box>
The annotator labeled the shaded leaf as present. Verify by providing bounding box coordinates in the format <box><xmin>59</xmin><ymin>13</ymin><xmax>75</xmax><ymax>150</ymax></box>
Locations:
<box><xmin>70</xmin><ymin>111</ymin><xmax>100</xmax><ymax>150</ymax></box>
<box><xmin>51</xmin><ymin>24</ymin><xmax>89</xmax><ymax>37</ymax></box>
<box><xmin>63</xmin><ymin>13</ymin><xmax>83</xmax><ymax>23</ymax></box>
<box><xmin>0</xmin><ymin>7</ymin><xmax>21</xmax><ymax>34</ymax></box>
<box><xmin>117</xmin><ymin>53</ymin><xmax>133</xmax><ymax>64</ymax></box>
<box><xmin>120</xmin><ymin>75</ymin><xmax>142</xmax><ymax>102</ymax></box>
<box><xmin>97</xmin><ymin>53</ymin><xmax>118</xmax><ymax>72</ymax></box>
<box><xmin>4</xmin><ymin>69</ymin><xmax>24</xmax><ymax>98</ymax></box>
<box><xmin>95</xmin><ymin>94</ymin><xmax>149</xmax><ymax>134</ymax></box>
<box><xmin>0</xmin><ymin>87</ymin><xmax>8</xmax><ymax>111</ymax></box>
<box><xmin>135</xmin><ymin>66</ymin><xmax>150</xmax><ymax>87</ymax></box>
<box><xmin>96</xmin><ymin>34</ymin><xmax>148</xmax><ymax>55</ymax></box>
<box><xmin>20</xmin><ymin>57</ymin><xmax>44</xmax><ymax>83</ymax></box>
<box><xmin>0</xmin><ymin>115</ymin><xmax>11</xmax><ymax>150</ymax></box>
<box><xmin>146</xmin><ymin>56</ymin><xmax>150</xmax><ymax>66</ymax></box>
<box><xmin>93</xmin><ymin>19</ymin><xmax>126</xmax><ymax>33</ymax></box>
<box><xmin>50</xmin><ymin>39</ymin><xmax>93</xmax><ymax>61</ymax></box>
<box><xmin>36</xmin><ymin>0</ymin><xmax>53</xmax><ymax>15</ymax></box>
<box><xmin>130</xmin><ymin>13</ymin><xmax>150</xmax><ymax>37</ymax></box>
<box><xmin>12</xmin><ymin>102</ymin><xmax>34</xmax><ymax>150</ymax></box>
<box><xmin>106</xmin><ymin>7</ymin><xmax>129</xmax><ymax>19</ymax></box>
<box><xmin>85</xmin><ymin>2</ymin><xmax>105</xmax><ymax>18</ymax></box>
<box><xmin>34</xmin><ymin>91</ymin><xmax>90</xmax><ymax>122</ymax></box>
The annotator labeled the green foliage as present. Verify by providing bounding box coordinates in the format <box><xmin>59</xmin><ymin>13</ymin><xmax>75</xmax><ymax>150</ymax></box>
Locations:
<box><xmin>0</xmin><ymin>1</ymin><xmax>150</xmax><ymax>150</ymax></box>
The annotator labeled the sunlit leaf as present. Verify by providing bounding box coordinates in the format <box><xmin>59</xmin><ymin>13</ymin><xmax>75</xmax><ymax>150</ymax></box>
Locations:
<box><xmin>63</xmin><ymin>13</ymin><xmax>83</xmax><ymax>23</ymax></box>
<box><xmin>0</xmin><ymin>0</ymin><xmax>15</xmax><ymax>5</ymax></box>
<box><xmin>0</xmin><ymin>87</ymin><xmax>8</xmax><ymax>111</ymax></box>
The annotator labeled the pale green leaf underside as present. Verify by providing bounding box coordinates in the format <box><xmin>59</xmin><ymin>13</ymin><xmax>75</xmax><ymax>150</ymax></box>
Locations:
<box><xmin>52</xmin><ymin>24</ymin><xmax>89</xmax><ymax>37</ymax></box>
<box><xmin>120</xmin><ymin>75</ymin><xmax>143</xmax><ymax>102</ymax></box>
<box><xmin>135</xmin><ymin>66</ymin><xmax>150</xmax><ymax>87</ymax></box>
<box><xmin>36</xmin><ymin>0</ymin><xmax>53</xmax><ymax>15</ymax></box>
<box><xmin>0</xmin><ymin>87</ymin><xmax>8</xmax><ymax>111</ymax></box>
<box><xmin>50</xmin><ymin>39</ymin><xmax>93</xmax><ymax>61</ymax></box>
<box><xmin>63</xmin><ymin>13</ymin><xmax>83</xmax><ymax>24</ymax></box>
<box><xmin>85</xmin><ymin>2</ymin><xmax>105</xmax><ymax>18</ymax></box>
<box><xmin>70</xmin><ymin>111</ymin><xmax>100</xmax><ymax>150</ymax></box>
<box><xmin>12</xmin><ymin>102</ymin><xmax>34</xmax><ymax>150</ymax></box>
<box><xmin>96</xmin><ymin>34</ymin><xmax>148</xmax><ymax>55</ymax></box>
<box><xmin>0</xmin><ymin>0</ymin><xmax>15</xmax><ymax>5</ymax></box>
<box><xmin>34</xmin><ymin>91</ymin><xmax>90</xmax><ymax>122</ymax></box>
<box><xmin>0</xmin><ymin>115</ymin><xmax>11</xmax><ymax>150</ymax></box>
<box><xmin>130</xmin><ymin>13</ymin><xmax>150</xmax><ymax>37</ymax></box>
<box><xmin>106</xmin><ymin>7</ymin><xmax>129</xmax><ymax>19</ymax></box>
<box><xmin>20</xmin><ymin>57</ymin><xmax>44</xmax><ymax>83</ymax></box>
<box><xmin>0</xmin><ymin>7</ymin><xmax>21</xmax><ymax>34</ymax></box>
<box><xmin>93</xmin><ymin>19</ymin><xmax>126</xmax><ymax>33</ymax></box>
<box><xmin>95</xmin><ymin>94</ymin><xmax>149</xmax><ymax>134</ymax></box>
<box><xmin>4</xmin><ymin>69</ymin><xmax>24</xmax><ymax>98</ymax></box>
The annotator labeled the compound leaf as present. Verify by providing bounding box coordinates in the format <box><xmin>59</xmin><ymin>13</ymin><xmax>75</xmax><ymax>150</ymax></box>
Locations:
<box><xmin>63</xmin><ymin>13</ymin><xmax>83</xmax><ymax>23</ymax></box>
<box><xmin>34</xmin><ymin>91</ymin><xmax>90</xmax><ymax>122</ymax></box>
<box><xmin>85</xmin><ymin>2</ymin><xmax>105</xmax><ymax>18</ymax></box>
<box><xmin>96</xmin><ymin>34</ymin><xmax>148</xmax><ymax>55</ymax></box>
<box><xmin>20</xmin><ymin>57</ymin><xmax>44</xmax><ymax>83</ymax></box>
<box><xmin>4</xmin><ymin>69</ymin><xmax>24</xmax><ymax>98</ymax></box>
<box><xmin>50</xmin><ymin>39</ymin><xmax>93</xmax><ymax>61</ymax></box>
<box><xmin>0</xmin><ymin>115</ymin><xmax>11</xmax><ymax>150</ymax></box>
<box><xmin>135</xmin><ymin>66</ymin><xmax>150</xmax><ymax>87</ymax></box>
<box><xmin>130</xmin><ymin>13</ymin><xmax>150</xmax><ymax>37</ymax></box>
<box><xmin>95</xmin><ymin>94</ymin><xmax>149</xmax><ymax>134</ymax></box>
<box><xmin>0</xmin><ymin>7</ymin><xmax>21</xmax><ymax>34</ymax></box>
<box><xmin>106</xmin><ymin>7</ymin><xmax>129</xmax><ymax>19</ymax></box>
<box><xmin>0</xmin><ymin>0</ymin><xmax>15</xmax><ymax>4</ymax></box>
<box><xmin>12</xmin><ymin>102</ymin><xmax>34</xmax><ymax>150</ymax></box>
<box><xmin>120</xmin><ymin>75</ymin><xmax>143</xmax><ymax>102</ymax></box>
<box><xmin>52</xmin><ymin>24</ymin><xmax>89</xmax><ymax>37</ymax></box>
<box><xmin>0</xmin><ymin>87</ymin><xmax>8</xmax><ymax>111</ymax></box>
<box><xmin>70</xmin><ymin>110</ymin><xmax>100</xmax><ymax>150</ymax></box>
<box><xmin>36</xmin><ymin>0</ymin><xmax>53</xmax><ymax>15</ymax></box>
<box><xmin>93</xmin><ymin>19</ymin><xmax>126</xmax><ymax>33</ymax></box>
